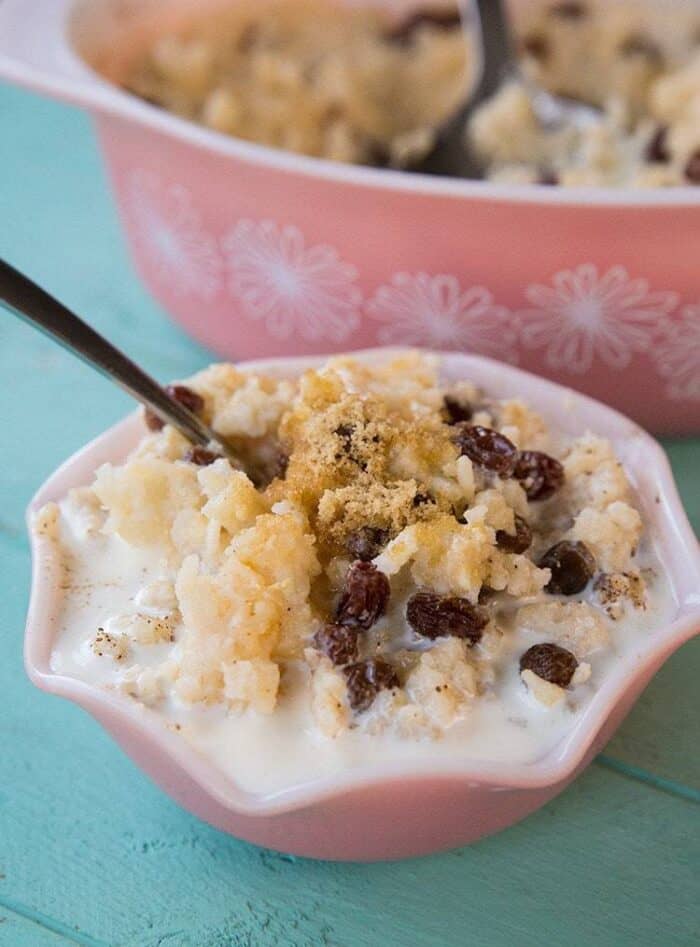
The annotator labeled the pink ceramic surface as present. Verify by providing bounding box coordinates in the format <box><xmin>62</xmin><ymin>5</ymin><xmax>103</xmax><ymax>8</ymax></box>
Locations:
<box><xmin>1</xmin><ymin>1</ymin><xmax>700</xmax><ymax>434</ymax></box>
<box><xmin>25</xmin><ymin>349</ymin><xmax>700</xmax><ymax>861</ymax></box>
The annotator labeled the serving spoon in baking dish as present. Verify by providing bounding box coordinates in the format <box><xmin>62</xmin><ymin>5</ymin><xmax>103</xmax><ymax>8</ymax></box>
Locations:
<box><xmin>0</xmin><ymin>257</ymin><xmax>242</xmax><ymax>466</ymax></box>
<box><xmin>417</xmin><ymin>0</ymin><xmax>601</xmax><ymax>177</ymax></box>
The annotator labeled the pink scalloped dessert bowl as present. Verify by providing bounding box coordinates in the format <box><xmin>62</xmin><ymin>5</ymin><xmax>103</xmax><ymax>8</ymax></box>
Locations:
<box><xmin>25</xmin><ymin>350</ymin><xmax>700</xmax><ymax>861</ymax></box>
<box><xmin>1</xmin><ymin>0</ymin><xmax>700</xmax><ymax>433</ymax></box>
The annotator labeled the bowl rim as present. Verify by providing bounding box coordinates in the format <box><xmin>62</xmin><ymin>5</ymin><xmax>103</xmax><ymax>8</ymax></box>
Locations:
<box><xmin>24</xmin><ymin>348</ymin><xmax>700</xmax><ymax>817</ymax></box>
<box><xmin>1</xmin><ymin>0</ymin><xmax>700</xmax><ymax>209</ymax></box>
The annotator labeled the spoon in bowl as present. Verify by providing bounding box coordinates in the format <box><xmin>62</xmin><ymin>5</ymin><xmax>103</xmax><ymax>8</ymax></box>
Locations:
<box><xmin>0</xmin><ymin>257</ymin><xmax>242</xmax><ymax>467</ymax></box>
<box><xmin>416</xmin><ymin>0</ymin><xmax>601</xmax><ymax>177</ymax></box>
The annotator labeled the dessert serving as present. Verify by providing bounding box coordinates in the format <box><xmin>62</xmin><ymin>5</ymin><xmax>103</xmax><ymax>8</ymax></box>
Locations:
<box><xmin>470</xmin><ymin>0</ymin><xmax>700</xmax><ymax>187</ymax></box>
<box><xmin>37</xmin><ymin>351</ymin><xmax>675</xmax><ymax>795</ymax></box>
<box><xmin>123</xmin><ymin>0</ymin><xmax>470</xmax><ymax>168</ymax></box>
<box><xmin>120</xmin><ymin>0</ymin><xmax>700</xmax><ymax>187</ymax></box>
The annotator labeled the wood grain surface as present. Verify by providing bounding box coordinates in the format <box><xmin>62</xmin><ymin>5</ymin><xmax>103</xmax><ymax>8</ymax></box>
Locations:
<box><xmin>0</xmin><ymin>84</ymin><xmax>698</xmax><ymax>947</ymax></box>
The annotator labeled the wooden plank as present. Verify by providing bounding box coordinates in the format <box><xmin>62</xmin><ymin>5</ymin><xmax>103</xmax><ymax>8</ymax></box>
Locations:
<box><xmin>0</xmin><ymin>902</ymin><xmax>100</xmax><ymax>947</ymax></box>
<box><xmin>1</xmin><ymin>81</ymin><xmax>699</xmax><ymax>947</ymax></box>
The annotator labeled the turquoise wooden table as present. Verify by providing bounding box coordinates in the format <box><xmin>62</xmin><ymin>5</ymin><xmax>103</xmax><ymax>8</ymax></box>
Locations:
<box><xmin>1</xmin><ymin>82</ymin><xmax>698</xmax><ymax>947</ymax></box>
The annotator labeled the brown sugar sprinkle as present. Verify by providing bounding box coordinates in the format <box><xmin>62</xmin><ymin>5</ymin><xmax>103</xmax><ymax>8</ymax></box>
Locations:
<box><xmin>313</xmin><ymin>623</ymin><xmax>359</xmax><ymax>666</ymax></box>
<box><xmin>520</xmin><ymin>642</ymin><xmax>578</xmax><ymax>687</ymax></box>
<box><xmin>145</xmin><ymin>384</ymin><xmax>205</xmax><ymax>431</ymax></box>
<box><xmin>335</xmin><ymin>561</ymin><xmax>390</xmax><ymax>630</ymax></box>
<box><xmin>344</xmin><ymin>659</ymin><xmax>399</xmax><ymax>712</ymax></box>
<box><xmin>406</xmin><ymin>591</ymin><xmax>489</xmax><ymax>645</ymax></box>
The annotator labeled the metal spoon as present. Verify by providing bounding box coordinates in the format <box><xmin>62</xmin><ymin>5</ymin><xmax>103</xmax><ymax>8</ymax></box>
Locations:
<box><xmin>0</xmin><ymin>257</ymin><xmax>241</xmax><ymax>466</ymax></box>
<box><xmin>417</xmin><ymin>0</ymin><xmax>600</xmax><ymax>177</ymax></box>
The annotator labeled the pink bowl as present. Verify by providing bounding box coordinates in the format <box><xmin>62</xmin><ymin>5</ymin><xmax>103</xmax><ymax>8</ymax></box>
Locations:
<box><xmin>1</xmin><ymin>0</ymin><xmax>700</xmax><ymax>434</ymax></box>
<box><xmin>25</xmin><ymin>350</ymin><xmax>700</xmax><ymax>861</ymax></box>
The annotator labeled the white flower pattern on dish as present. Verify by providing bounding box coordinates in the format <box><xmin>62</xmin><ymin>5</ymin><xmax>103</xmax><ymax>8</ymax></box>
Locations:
<box><xmin>366</xmin><ymin>273</ymin><xmax>518</xmax><ymax>361</ymax></box>
<box><xmin>126</xmin><ymin>170</ymin><xmax>222</xmax><ymax>301</ymax></box>
<box><xmin>652</xmin><ymin>304</ymin><xmax>700</xmax><ymax>401</ymax></box>
<box><xmin>519</xmin><ymin>264</ymin><xmax>678</xmax><ymax>374</ymax></box>
<box><xmin>222</xmin><ymin>220</ymin><xmax>362</xmax><ymax>342</ymax></box>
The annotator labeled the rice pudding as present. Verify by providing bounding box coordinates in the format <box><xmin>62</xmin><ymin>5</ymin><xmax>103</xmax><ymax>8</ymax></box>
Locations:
<box><xmin>39</xmin><ymin>352</ymin><xmax>675</xmax><ymax>795</ymax></box>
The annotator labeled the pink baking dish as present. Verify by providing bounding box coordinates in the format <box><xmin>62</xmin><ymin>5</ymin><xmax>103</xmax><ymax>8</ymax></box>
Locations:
<box><xmin>1</xmin><ymin>0</ymin><xmax>699</xmax><ymax>436</ymax></box>
<box><xmin>25</xmin><ymin>349</ymin><xmax>700</xmax><ymax>861</ymax></box>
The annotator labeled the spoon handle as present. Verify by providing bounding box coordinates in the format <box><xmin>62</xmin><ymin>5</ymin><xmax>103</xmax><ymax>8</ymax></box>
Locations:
<box><xmin>0</xmin><ymin>257</ymin><xmax>221</xmax><ymax>453</ymax></box>
<box><xmin>471</xmin><ymin>0</ymin><xmax>515</xmax><ymax>104</ymax></box>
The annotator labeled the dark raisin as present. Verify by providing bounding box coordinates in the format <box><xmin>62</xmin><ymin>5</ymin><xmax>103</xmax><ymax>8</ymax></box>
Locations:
<box><xmin>406</xmin><ymin>591</ymin><xmax>489</xmax><ymax>645</ymax></box>
<box><xmin>313</xmin><ymin>624</ymin><xmax>359</xmax><ymax>666</ymax></box>
<box><xmin>513</xmin><ymin>451</ymin><xmax>565</xmax><ymax>501</ymax></box>
<box><xmin>385</xmin><ymin>8</ymin><xmax>461</xmax><ymax>46</ymax></box>
<box><xmin>335</xmin><ymin>561</ymin><xmax>390</xmax><ymax>630</ymax></box>
<box><xmin>549</xmin><ymin>2</ymin><xmax>588</xmax><ymax>19</ymax></box>
<box><xmin>453</xmin><ymin>424</ymin><xmax>518</xmax><ymax>477</ymax></box>
<box><xmin>684</xmin><ymin>149</ymin><xmax>700</xmax><ymax>183</ymax></box>
<box><xmin>520</xmin><ymin>642</ymin><xmax>578</xmax><ymax>687</ymax></box>
<box><xmin>537</xmin><ymin>169</ymin><xmax>559</xmax><ymax>186</ymax></box>
<box><xmin>346</xmin><ymin>526</ymin><xmax>389</xmax><ymax>562</ymax></box>
<box><xmin>617</xmin><ymin>34</ymin><xmax>662</xmax><ymax>63</ymax></box>
<box><xmin>520</xmin><ymin>33</ymin><xmax>549</xmax><ymax>61</ymax></box>
<box><xmin>443</xmin><ymin>395</ymin><xmax>473</xmax><ymax>424</ymax></box>
<box><xmin>366</xmin><ymin>140</ymin><xmax>392</xmax><ymax>168</ymax></box>
<box><xmin>145</xmin><ymin>384</ymin><xmax>205</xmax><ymax>431</ymax></box>
<box><xmin>539</xmin><ymin>541</ymin><xmax>596</xmax><ymax>595</ymax></box>
<box><xmin>478</xmin><ymin>585</ymin><xmax>496</xmax><ymax>604</ymax></box>
<box><xmin>496</xmin><ymin>515</ymin><xmax>532</xmax><ymax>554</ymax></box>
<box><xmin>184</xmin><ymin>446</ymin><xmax>221</xmax><ymax>466</ymax></box>
<box><xmin>645</xmin><ymin>125</ymin><xmax>670</xmax><ymax>163</ymax></box>
<box><xmin>252</xmin><ymin>444</ymin><xmax>289</xmax><ymax>488</ymax></box>
<box><xmin>344</xmin><ymin>659</ymin><xmax>399</xmax><ymax>712</ymax></box>
<box><xmin>412</xmin><ymin>491</ymin><xmax>434</xmax><ymax>508</ymax></box>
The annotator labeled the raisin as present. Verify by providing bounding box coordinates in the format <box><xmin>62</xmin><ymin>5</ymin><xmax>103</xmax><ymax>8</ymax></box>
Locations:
<box><xmin>443</xmin><ymin>395</ymin><xmax>473</xmax><ymax>425</ymax></box>
<box><xmin>385</xmin><ymin>8</ymin><xmax>461</xmax><ymax>46</ymax></box>
<box><xmin>684</xmin><ymin>149</ymin><xmax>700</xmax><ymax>183</ymax></box>
<box><xmin>496</xmin><ymin>515</ymin><xmax>532</xmax><ymax>554</ymax></box>
<box><xmin>406</xmin><ymin>591</ymin><xmax>489</xmax><ymax>645</ymax></box>
<box><xmin>513</xmin><ymin>450</ymin><xmax>564</xmax><ymax>501</ymax></box>
<box><xmin>539</xmin><ymin>541</ymin><xmax>596</xmax><ymax>595</ymax></box>
<box><xmin>549</xmin><ymin>2</ymin><xmax>588</xmax><ymax>19</ymax></box>
<box><xmin>145</xmin><ymin>384</ymin><xmax>205</xmax><ymax>431</ymax></box>
<box><xmin>184</xmin><ymin>446</ymin><xmax>221</xmax><ymax>466</ymax></box>
<box><xmin>520</xmin><ymin>642</ymin><xmax>578</xmax><ymax>687</ymax></box>
<box><xmin>453</xmin><ymin>425</ymin><xmax>518</xmax><ymax>477</ymax></box>
<box><xmin>346</xmin><ymin>526</ymin><xmax>389</xmax><ymax>562</ymax></box>
<box><xmin>537</xmin><ymin>169</ymin><xmax>559</xmax><ymax>186</ymax></box>
<box><xmin>251</xmin><ymin>444</ymin><xmax>290</xmax><ymax>488</ymax></box>
<box><xmin>313</xmin><ymin>624</ymin><xmax>359</xmax><ymax>666</ymax></box>
<box><xmin>344</xmin><ymin>659</ymin><xmax>399</xmax><ymax>712</ymax></box>
<box><xmin>520</xmin><ymin>33</ymin><xmax>549</xmax><ymax>62</ymax></box>
<box><xmin>412</xmin><ymin>491</ymin><xmax>434</xmax><ymax>508</ymax></box>
<box><xmin>645</xmin><ymin>125</ymin><xmax>670</xmax><ymax>163</ymax></box>
<box><xmin>617</xmin><ymin>34</ymin><xmax>662</xmax><ymax>63</ymax></box>
<box><xmin>335</xmin><ymin>561</ymin><xmax>390</xmax><ymax>630</ymax></box>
